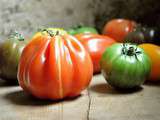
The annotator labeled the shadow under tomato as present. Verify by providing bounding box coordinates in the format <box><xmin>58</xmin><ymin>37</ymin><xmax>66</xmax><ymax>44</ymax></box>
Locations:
<box><xmin>93</xmin><ymin>72</ymin><xmax>101</xmax><ymax>75</ymax></box>
<box><xmin>90</xmin><ymin>83</ymin><xmax>143</xmax><ymax>95</ymax></box>
<box><xmin>144</xmin><ymin>80</ymin><xmax>160</xmax><ymax>87</ymax></box>
<box><xmin>4</xmin><ymin>90</ymin><xmax>81</xmax><ymax>106</ymax></box>
<box><xmin>0</xmin><ymin>78</ymin><xmax>19</xmax><ymax>87</ymax></box>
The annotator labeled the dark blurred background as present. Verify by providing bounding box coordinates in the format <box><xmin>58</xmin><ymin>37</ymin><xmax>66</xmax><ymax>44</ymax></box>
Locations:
<box><xmin>0</xmin><ymin>0</ymin><xmax>160</xmax><ymax>41</ymax></box>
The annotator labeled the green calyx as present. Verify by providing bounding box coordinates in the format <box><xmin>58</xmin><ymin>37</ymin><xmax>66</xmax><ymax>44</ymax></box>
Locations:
<box><xmin>72</xmin><ymin>24</ymin><xmax>83</xmax><ymax>29</ymax></box>
<box><xmin>122</xmin><ymin>44</ymin><xmax>141</xmax><ymax>56</ymax></box>
<box><xmin>38</xmin><ymin>28</ymin><xmax>67</xmax><ymax>37</ymax></box>
<box><xmin>10</xmin><ymin>31</ymin><xmax>24</xmax><ymax>41</ymax></box>
<box><xmin>42</xmin><ymin>29</ymin><xmax>59</xmax><ymax>37</ymax></box>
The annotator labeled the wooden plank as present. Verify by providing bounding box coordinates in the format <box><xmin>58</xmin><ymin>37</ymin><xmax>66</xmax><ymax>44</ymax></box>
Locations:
<box><xmin>0</xmin><ymin>80</ymin><xmax>90</xmax><ymax>120</ymax></box>
<box><xmin>62</xmin><ymin>90</ymin><xmax>89</xmax><ymax>120</ymax></box>
<box><xmin>0</xmin><ymin>74</ymin><xmax>160</xmax><ymax>120</ymax></box>
<box><xmin>88</xmin><ymin>74</ymin><xmax>160</xmax><ymax>120</ymax></box>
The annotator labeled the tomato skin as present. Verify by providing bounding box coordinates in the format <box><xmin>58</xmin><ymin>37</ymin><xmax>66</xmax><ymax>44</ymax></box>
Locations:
<box><xmin>0</xmin><ymin>32</ymin><xmax>27</xmax><ymax>82</ymax></box>
<box><xmin>75</xmin><ymin>34</ymin><xmax>116</xmax><ymax>73</ymax></box>
<box><xmin>139</xmin><ymin>44</ymin><xmax>160</xmax><ymax>81</ymax></box>
<box><xmin>102</xmin><ymin>19</ymin><xmax>137</xmax><ymax>42</ymax></box>
<box><xmin>67</xmin><ymin>26</ymin><xmax>98</xmax><ymax>35</ymax></box>
<box><xmin>100</xmin><ymin>43</ymin><xmax>151</xmax><ymax>89</ymax></box>
<box><xmin>125</xmin><ymin>25</ymin><xmax>156</xmax><ymax>44</ymax></box>
<box><xmin>18</xmin><ymin>28</ymin><xmax>93</xmax><ymax>100</ymax></box>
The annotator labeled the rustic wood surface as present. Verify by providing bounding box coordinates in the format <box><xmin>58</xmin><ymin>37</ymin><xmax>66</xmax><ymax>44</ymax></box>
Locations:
<box><xmin>0</xmin><ymin>74</ymin><xmax>160</xmax><ymax>120</ymax></box>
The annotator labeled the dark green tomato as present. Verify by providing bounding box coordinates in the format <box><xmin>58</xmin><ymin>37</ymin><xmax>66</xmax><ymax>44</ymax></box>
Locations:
<box><xmin>100</xmin><ymin>43</ymin><xmax>151</xmax><ymax>89</ymax></box>
<box><xmin>142</xmin><ymin>27</ymin><xmax>155</xmax><ymax>43</ymax></box>
<box><xmin>0</xmin><ymin>32</ymin><xmax>27</xmax><ymax>83</ymax></box>
<box><xmin>67</xmin><ymin>25</ymin><xmax>98</xmax><ymax>35</ymax></box>
<box><xmin>124</xmin><ymin>25</ymin><xmax>155</xmax><ymax>44</ymax></box>
<box><xmin>124</xmin><ymin>29</ymin><xmax>145</xmax><ymax>44</ymax></box>
<box><xmin>149</xmin><ymin>27</ymin><xmax>160</xmax><ymax>45</ymax></box>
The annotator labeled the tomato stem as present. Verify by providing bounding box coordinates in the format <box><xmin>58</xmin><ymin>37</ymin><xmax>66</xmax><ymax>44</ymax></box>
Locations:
<box><xmin>127</xmin><ymin>47</ymin><xmax>135</xmax><ymax>56</ymax></box>
<box><xmin>40</xmin><ymin>29</ymin><xmax>60</xmax><ymax>37</ymax></box>
<box><xmin>73</xmin><ymin>23</ymin><xmax>84</xmax><ymax>29</ymax></box>
<box><xmin>56</xmin><ymin>31</ymin><xmax>59</xmax><ymax>36</ymax></box>
<box><xmin>122</xmin><ymin>44</ymin><xmax>141</xmax><ymax>56</ymax></box>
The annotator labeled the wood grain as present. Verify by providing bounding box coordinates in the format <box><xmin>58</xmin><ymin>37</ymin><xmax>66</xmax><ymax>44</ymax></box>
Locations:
<box><xmin>0</xmin><ymin>74</ymin><xmax>160</xmax><ymax>120</ymax></box>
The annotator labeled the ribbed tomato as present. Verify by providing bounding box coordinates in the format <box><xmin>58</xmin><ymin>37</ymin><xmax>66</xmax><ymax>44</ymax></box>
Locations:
<box><xmin>18</xmin><ymin>28</ymin><xmax>93</xmax><ymax>100</ymax></box>
<box><xmin>102</xmin><ymin>19</ymin><xmax>137</xmax><ymax>42</ymax></box>
<box><xmin>75</xmin><ymin>34</ymin><xmax>116</xmax><ymax>73</ymax></box>
<box><xmin>139</xmin><ymin>44</ymin><xmax>160</xmax><ymax>81</ymax></box>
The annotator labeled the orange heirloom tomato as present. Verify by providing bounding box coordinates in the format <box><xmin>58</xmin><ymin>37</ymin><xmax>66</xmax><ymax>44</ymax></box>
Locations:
<box><xmin>75</xmin><ymin>34</ymin><xmax>116</xmax><ymax>73</ymax></box>
<box><xmin>102</xmin><ymin>19</ymin><xmax>137</xmax><ymax>42</ymax></box>
<box><xmin>18</xmin><ymin>28</ymin><xmax>93</xmax><ymax>100</ymax></box>
<box><xmin>139</xmin><ymin>43</ymin><xmax>160</xmax><ymax>81</ymax></box>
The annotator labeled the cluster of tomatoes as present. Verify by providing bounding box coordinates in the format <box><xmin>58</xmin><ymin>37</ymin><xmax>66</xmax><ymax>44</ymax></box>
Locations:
<box><xmin>0</xmin><ymin>19</ymin><xmax>159</xmax><ymax>100</ymax></box>
<box><xmin>102</xmin><ymin>19</ymin><xmax>160</xmax><ymax>83</ymax></box>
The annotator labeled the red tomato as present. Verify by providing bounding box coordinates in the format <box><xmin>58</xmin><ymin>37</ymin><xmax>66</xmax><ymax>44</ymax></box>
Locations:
<box><xmin>75</xmin><ymin>33</ymin><xmax>116</xmax><ymax>73</ymax></box>
<box><xmin>18</xmin><ymin>28</ymin><xmax>93</xmax><ymax>100</ymax></box>
<box><xmin>139</xmin><ymin>43</ymin><xmax>160</xmax><ymax>81</ymax></box>
<box><xmin>102</xmin><ymin>19</ymin><xmax>137</xmax><ymax>42</ymax></box>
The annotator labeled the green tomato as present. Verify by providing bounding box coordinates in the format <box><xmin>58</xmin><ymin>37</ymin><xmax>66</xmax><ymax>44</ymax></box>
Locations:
<box><xmin>67</xmin><ymin>25</ymin><xmax>98</xmax><ymax>35</ymax></box>
<box><xmin>0</xmin><ymin>32</ymin><xmax>27</xmax><ymax>83</ymax></box>
<box><xmin>100</xmin><ymin>43</ymin><xmax>151</xmax><ymax>89</ymax></box>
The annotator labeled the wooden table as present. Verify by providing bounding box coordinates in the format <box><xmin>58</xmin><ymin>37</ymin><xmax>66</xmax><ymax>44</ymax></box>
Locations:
<box><xmin>0</xmin><ymin>74</ymin><xmax>160</xmax><ymax>120</ymax></box>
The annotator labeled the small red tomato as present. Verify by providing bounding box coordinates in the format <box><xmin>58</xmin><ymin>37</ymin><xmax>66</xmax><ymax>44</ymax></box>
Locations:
<box><xmin>102</xmin><ymin>19</ymin><xmax>137</xmax><ymax>42</ymax></box>
<box><xmin>75</xmin><ymin>33</ymin><xmax>116</xmax><ymax>73</ymax></box>
<box><xmin>18</xmin><ymin>28</ymin><xmax>93</xmax><ymax>100</ymax></box>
